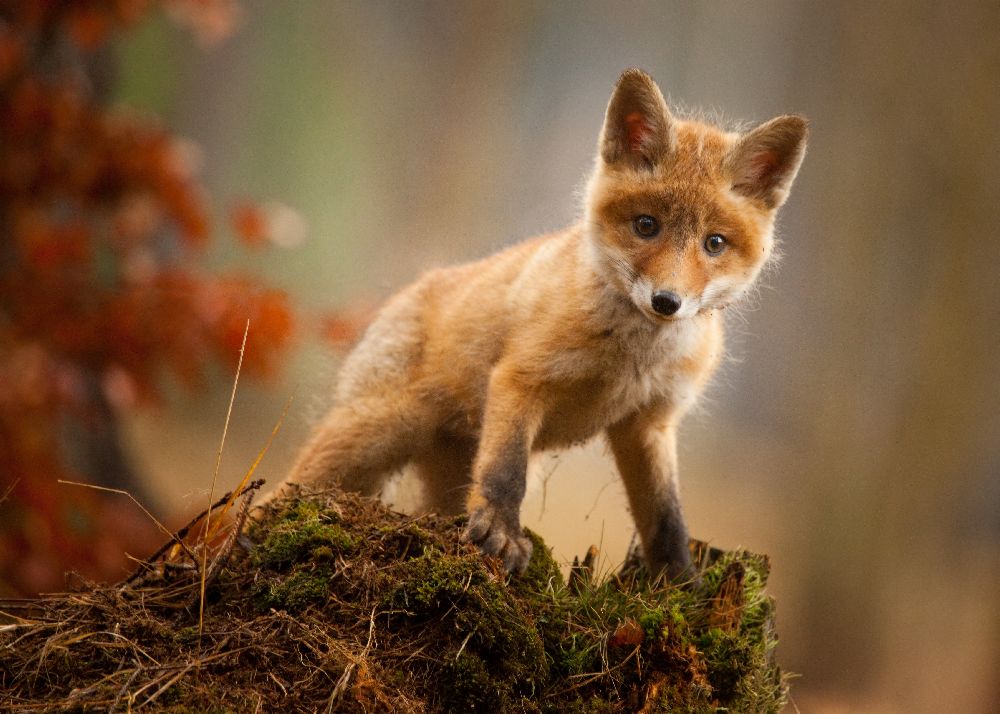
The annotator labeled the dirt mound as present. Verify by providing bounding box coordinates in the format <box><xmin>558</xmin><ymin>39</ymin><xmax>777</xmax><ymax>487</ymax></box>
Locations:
<box><xmin>0</xmin><ymin>486</ymin><xmax>787</xmax><ymax>712</ymax></box>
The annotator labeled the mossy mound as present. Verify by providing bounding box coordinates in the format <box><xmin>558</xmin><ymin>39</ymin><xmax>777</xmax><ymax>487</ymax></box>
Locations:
<box><xmin>0</xmin><ymin>487</ymin><xmax>788</xmax><ymax>712</ymax></box>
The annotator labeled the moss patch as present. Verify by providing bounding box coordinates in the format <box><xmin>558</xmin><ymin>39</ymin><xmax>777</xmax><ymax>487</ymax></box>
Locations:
<box><xmin>1</xmin><ymin>488</ymin><xmax>789</xmax><ymax>712</ymax></box>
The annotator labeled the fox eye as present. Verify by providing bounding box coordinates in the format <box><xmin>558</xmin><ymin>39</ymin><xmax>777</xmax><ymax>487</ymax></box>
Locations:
<box><xmin>632</xmin><ymin>215</ymin><xmax>660</xmax><ymax>238</ymax></box>
<box><xmin>704</xmin><ymin>234</ymin><xmax>727</xmax><ymax>254</ymax></box>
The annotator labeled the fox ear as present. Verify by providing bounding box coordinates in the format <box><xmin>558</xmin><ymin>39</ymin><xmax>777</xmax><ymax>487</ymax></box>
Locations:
<box><xmin>726</xmin><ymin>115</ymin><xmax>808</xmax><ymax>208</ymax></box>
<box><xmin>600</xmin><ymin>68</ymin><xmax>676</xmax><ymax>169</ymax></box>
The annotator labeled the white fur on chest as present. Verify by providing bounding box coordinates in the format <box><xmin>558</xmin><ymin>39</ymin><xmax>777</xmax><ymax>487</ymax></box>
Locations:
<box><xmin>602</xmin><ymin>316</ymin><xmax>704</xmax><ymax>414</ymax></box>
<box><xmin>535</xmin><ymin>309</ymin><xmax>707</xmax><ymax>448</ymax></box>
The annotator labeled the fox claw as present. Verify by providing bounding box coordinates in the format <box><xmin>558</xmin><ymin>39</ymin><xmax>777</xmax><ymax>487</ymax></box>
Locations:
<box><xmin>463</xmin><ymin>505</ymin><xmax>533</xmax><ymax>573</ymax></box>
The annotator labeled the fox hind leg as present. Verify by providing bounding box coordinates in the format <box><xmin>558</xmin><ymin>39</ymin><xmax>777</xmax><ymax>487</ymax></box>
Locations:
<box><xmin>262</xmin><ymin>278</ymin><xmax>437</xmax><ymax>507</ymax></box>
<box><xmin>413</xmin><ymin>434</ymin><xmax>476</xmax><ymax>516</ymax></box>
<box><xmin>279</xmin><ymin>393</ymin><xmax>433</xmax><ymax>500</ymax></box>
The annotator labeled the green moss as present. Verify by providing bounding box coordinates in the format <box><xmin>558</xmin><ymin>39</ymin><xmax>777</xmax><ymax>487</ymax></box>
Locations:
<box><xmin>443</xmin><ymin>653</ymin><xmax>500</xmax><ymax>712</ymax></box>
<box><xmin>239</xmin><ymin>497</ymin><xmax>783</xmax><ymax>708</ymax></box>
<box><xmin>556</xmin><ymin>635</ymin><xmax>600</xmax><ymax>678</ymax></box>
<box><xmin>549</xmin><ymin>696</ymin><xmax>616</xmax><ymax>714</ymax></box>
<box><xmin>375</xmin><ymin>519</ymin><xmax>467</xmax><ymax>561</ymax></box>
<box><xmin>251</xmin><ymin>500</ymin><xmax>355</xmax><ymax>570</ymax></box>
<box><xmin>174</xmin><ymin>626</ymin><xmax>199</xmax><ymax>644</ymax></box>
<box><xmin>527</xmin><ymin>544</ymin><xmax>787</xmax><ymax>712</ymax></box>
<box><xmin>384</xmin><ymin>552</ymin><xmax>477</xmax><ymax>610</ymax></box>
<box><xmin>695</xmin><ymin>622</ymin><xmax>784</xmax><ymax>711</ymax></box>
<box><xmin>643</xmin><ymin>551</ymin><xmax>784</xmax><ymax>711</ymax></box>
<box><xmin>382</xmin><ymin>550</ymin><xmax>548</xmax><ymax>710</ymax></box>
<box><xmin>514</xmin><ymin>529</ymin><xmax>564</xmax><ymax>596</ymax></box>
<box><xmin>254</xmin><ymin>565</ymin><xmax>332</xmax><ymax>611</ymax></box>
<box><xmin>310</xmin><ymin>544</ymin><xmax>334</xmax><ymax>561</ymax></box>
<box><xmin>655</xmin><ymin>684</ymin><xmax>716</xmax><ymax>714</ymax></box>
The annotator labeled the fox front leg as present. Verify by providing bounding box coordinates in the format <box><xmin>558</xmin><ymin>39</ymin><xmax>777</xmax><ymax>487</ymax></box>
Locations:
<box><xmin>607</xmin><ymin>408</ymin><xmax>695</xmax><ymax>581</ymax></box>
<box><xmin>462</xmin><ymin>367</ymin><xmax>542</xmax><ymax>573</ymax></box>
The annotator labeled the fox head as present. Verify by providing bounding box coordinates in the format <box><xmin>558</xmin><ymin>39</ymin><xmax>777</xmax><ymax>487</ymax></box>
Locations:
<box><xmin>585</xmin><ymin>69</ymin><xmax>807</xmax><ymax>322</ymax></box>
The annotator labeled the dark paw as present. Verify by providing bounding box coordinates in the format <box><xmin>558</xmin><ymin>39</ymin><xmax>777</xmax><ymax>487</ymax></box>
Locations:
<box><xmin>647</xmin><ymin>544</ymin><xmax>701</xmax><ymax>586</ymax></box>
<box><xmin>462</xmin><ymin>504</ymin><xmax>533</xmax><ymax>573</ymax></box>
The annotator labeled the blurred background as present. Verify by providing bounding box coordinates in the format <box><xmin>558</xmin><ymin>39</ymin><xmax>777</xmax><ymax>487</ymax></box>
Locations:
<box><xmin>1</xmin><ymin>1</ymin><xmax>998</xmax><ymax>712</ymax></box>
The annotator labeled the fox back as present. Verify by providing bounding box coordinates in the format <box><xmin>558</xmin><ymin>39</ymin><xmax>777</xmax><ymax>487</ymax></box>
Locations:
<box><xmin>273</xmin><ymin>69</ymin><xmax>807</xmax><ymax>578</ymax></box>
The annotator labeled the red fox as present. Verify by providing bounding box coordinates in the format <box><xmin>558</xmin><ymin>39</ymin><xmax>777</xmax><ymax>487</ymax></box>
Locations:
<box><xmin>274</xmin><ymin>69</ymin><xmax>807</xmax><ymax>579</ymax></box>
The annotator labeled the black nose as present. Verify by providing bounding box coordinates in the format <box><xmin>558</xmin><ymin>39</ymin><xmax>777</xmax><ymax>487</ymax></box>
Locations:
<box><xmin>651</xmin><ymin>290</ymin><xmax>682</xmax><ymax>316</ymax></box>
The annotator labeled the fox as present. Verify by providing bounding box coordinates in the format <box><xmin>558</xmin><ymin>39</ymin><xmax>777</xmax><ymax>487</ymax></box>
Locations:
<box><xmin>270</xmin><ymin>68</ymin><xmax>807</xmax><ymax>579</ymax></box>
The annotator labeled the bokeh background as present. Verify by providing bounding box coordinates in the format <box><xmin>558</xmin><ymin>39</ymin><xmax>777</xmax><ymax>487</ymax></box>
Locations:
<box><xmin>2</xmin><ymin>2</ymin><xmax>998</xmax><ymax>712</ymax></box>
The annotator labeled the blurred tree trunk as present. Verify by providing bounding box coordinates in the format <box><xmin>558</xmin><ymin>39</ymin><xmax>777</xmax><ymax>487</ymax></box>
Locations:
<box><xmin>0</xmin><ymin>2</ymin><xmax>296</xmax><ymax>596</ymax></box>
<box><xmin>1</xmin><ymin>6</ymin><xmax>148</xmax><ymax>502</ymax></box>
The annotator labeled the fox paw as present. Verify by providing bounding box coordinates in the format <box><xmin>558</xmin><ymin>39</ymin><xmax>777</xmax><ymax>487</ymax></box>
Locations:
<box><xmin>462</xmin><ymin>505</ymin><xmax>533</xmax><ymax>573</ymax></box>
<box><xmin>647</xmin><ymin>544</ymin><xmax>700</xmax><ymax>585</ymax></box>
<box><xmin>660</xmin><ymin>557</ymin><xmax>702</xmax><ymax>587</ymax></box>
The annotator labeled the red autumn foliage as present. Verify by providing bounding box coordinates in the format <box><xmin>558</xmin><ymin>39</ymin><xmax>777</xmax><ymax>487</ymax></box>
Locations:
<box><xmin>231</xmin><ymin>202</ymin><xmax>269</xmax><ymax>248</ymax></box>
<box><xmin>320</xmin><ymin>302</ymin><xmax>376</xmax><ymax>349</ymax></box>
<box><xmin>0</xmin><ymin>1</ymin><xmax>299</xmax><ymax>596</ymax></box>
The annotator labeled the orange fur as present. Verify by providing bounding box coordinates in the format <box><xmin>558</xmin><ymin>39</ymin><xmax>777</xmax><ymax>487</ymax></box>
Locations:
<box><xmin>271</xmin><ymin>69</ymin><xmax>807</xmax><ymax>577</ymax></box>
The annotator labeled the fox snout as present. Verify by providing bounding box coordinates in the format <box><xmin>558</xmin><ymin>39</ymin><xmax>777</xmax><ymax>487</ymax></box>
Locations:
<box><xmin>650</xmin><ymin>290</ymin><xmax>682</xmax><ymax>316</ymax></box>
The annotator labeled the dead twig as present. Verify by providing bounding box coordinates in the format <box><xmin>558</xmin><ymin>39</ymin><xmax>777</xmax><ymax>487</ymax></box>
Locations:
<box><xmin>125</xmin><ymin>479</ymin><xmax>265</xmax><ymax>585</ymax></box>
<box><xmin>195</xmin><ymin>481</ymin><xmax>261</xmax><ymax>603</ymax></box>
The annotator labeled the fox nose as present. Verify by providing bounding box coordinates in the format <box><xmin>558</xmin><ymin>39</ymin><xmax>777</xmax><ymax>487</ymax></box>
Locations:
<box><xmin>651</xmin><ymin>290</ymin><xmax>682</xmax><ymax>316</ymax></box>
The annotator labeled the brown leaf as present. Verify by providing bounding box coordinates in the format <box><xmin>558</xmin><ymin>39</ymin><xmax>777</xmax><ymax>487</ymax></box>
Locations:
<box><xmin>609</xmin><ymin>617</ymin><xmax>645</xmax><ymax>648</ymax></box>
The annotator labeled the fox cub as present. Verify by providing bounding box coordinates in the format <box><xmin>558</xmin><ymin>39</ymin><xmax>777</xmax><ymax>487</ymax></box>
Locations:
<box><xmin>277</xmin><ymin>69</ymin><xmax>807</xmax><ymax>579</ymax></box>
